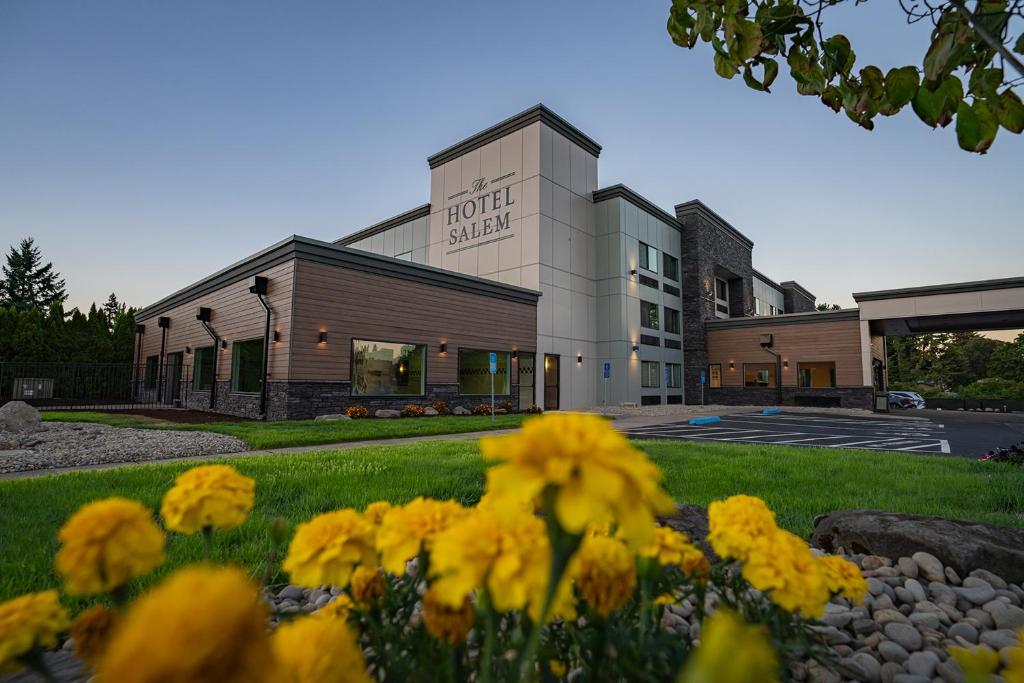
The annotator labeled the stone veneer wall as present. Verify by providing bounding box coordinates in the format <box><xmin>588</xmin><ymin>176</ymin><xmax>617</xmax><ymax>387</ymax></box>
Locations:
<box><xmin>706</xmin><ymin>386</ymin><xmax>874</xmax><ymax>410</ymax></box>
<box><xmin>783</xmin><ymin>285</ymin><xmax>816</xmax><ymax>314</ymax></box>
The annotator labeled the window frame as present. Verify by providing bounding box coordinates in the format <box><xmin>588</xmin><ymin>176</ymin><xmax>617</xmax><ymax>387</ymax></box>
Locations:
<box><xmin>638</xmin><ymin>242</ymin><xmax>659</xmax><ymax>274</ymax></box>
<box><xmin>351</xmin><ymin>338</ymin><xmax>428</xmax><ymax>397</ymax></box>
<box><xmin>662</xmin><ymin>253</ymin><xmax>679</xmax><ymax>281</ymax></box>
<box><xmin>664</xmin><ymin>306</ymin><xmax>681</xmax><ymax>334</ymax></box>
<box><xmin>798</xmin><ymin>361</ymin><xmax>837</xmax><ymax>388</ymax></box>
<box><xmin>640</xmin><ymin>300</ymin><xmax>660</xmax><ymax>330</ymax></box>
<box><xmin>714</xmin><ymin>277</ymin><xmax>730</xmax><ymax>318</ymax></box>
<box><xmin>457</xmin><ymin>348</ymin><xmax>511</xmax><ymax>396</ymax></box>
<box><xmin>743</xmin><ymin>363</ymin><xmax>777</xmax><ymax>388</ymax></box>
<box><xmin>666</xmin><ymin>362</ymin><xmax>682</xmax><ymax>389</ymax></box>
<box><xmin>641</xmin><ymin>360</ymin><xmax>661</xmax><ymax>388</ymax></box>
<box><xmin>192</xmin><ymin>346</ymin><xmax>215</xmax><ymax>391</ymax></box>
<box><xmin>230</xmin><ymin>338</ymin><xmax>266</xmax><ymax>394</ymax></box>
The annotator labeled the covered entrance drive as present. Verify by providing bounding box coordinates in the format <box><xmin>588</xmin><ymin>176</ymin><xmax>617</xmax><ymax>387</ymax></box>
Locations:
<box><xmin>853</xmin><ymin>276</ymin><xmax>1024</xmax><ymax>394</ymax></box>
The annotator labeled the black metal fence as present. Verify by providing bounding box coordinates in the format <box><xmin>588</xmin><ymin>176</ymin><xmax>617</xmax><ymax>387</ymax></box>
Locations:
<box><xmin>924</xmin><ymin>397</ymin><xmax>1024</xmax><ymax>413</ymax></box>
<box><xmin>0</xmin><ymin>361</ymin><xmax>195</xmax><ymax>410</ymax></box>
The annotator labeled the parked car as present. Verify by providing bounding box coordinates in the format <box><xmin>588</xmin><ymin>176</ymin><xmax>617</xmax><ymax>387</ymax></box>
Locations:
<box><xmin>889</xmin><ymin>391</ymin><xmax>926</xmax><ymax>409</ymax></box>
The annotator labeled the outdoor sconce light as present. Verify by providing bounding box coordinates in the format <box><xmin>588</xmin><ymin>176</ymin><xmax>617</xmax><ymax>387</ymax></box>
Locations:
<box><xmin>185</xmin><ymin>346</ymin><xmax>192</xmax><ymax>355</ymax></box>
<box><xmin>318</xmin><ymin>331</ymin><xmax>328</xmax><ymax>344</ymax></box>
<box><xmin>221</xmin><ymin>340</ymin><xmax>228</xmax><ymax>350</ymax></box>
<box><xmin>783</xmin><ymin>360</ymin><xmax>789</xmax><ymax>369</ymax></box>
<box><xmin>439</xmin><ymin>343</ymin><xmax>447</xmax><ymax>355</ymax></box>
<box><xmin>511</xmin><ymin>349</ymin><xmax>518</xmax><ymax>360</ymax></box>
<box><xmin>273</xmin><ymin>331</ymin><xmax>281</xmax><ymax>343</ymax></box>
<box><xmin>729</xmin><ymin>361</ymin><xmax>735</xmax><ymax>370</ymax></box>
<box><xmin>629</xmin><ymin>268</ymin><xmax>637</xmax><ymax>276</ymax></box>
<box><xmin>632</xmin><ymin>344</ymin><xmax>639</xmax><ymax>353</ymax></box>
<box><xmin>577</xmin><ymin>354</ymin><xmax>583</xmax><ymax>365</ymax></box>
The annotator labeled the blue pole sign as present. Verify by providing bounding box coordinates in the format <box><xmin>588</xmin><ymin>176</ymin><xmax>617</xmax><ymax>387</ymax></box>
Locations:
<box><xmin>700</xmin><ymin>370</ymin><xmax>706</xmax><ymax>385</ymax></box>
<box><xmin>603</xmin><ymin>362</ymin><xmax>611</xmax><ymax>379</ymax></box>
<box><xmin>488</xmin><ymin>352</ymin><xmax>497</xmax><ymax>375</ymax></box>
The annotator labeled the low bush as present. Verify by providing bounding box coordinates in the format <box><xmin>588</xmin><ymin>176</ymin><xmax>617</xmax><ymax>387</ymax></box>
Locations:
<box><xmin>344</xmin><ymin>405</ymin><xmax>369</xmax><ymax>419</ymax></box>
<box><xmin>525</xmin><ymin>404</ymin><xmax>543</xmax><ymax>414</ymax></box>
<box><xmin>472</xmin><ymin>403</ymin><xmax>492</xmax><ymax>416</ymax></box>
<box><xmin>497</xmin><ymin>400</ymin><xmax>513</xmax><ymax>411</ymax></box>
<box><xmin>401</xmin><ymin>404</ymin><xmax>425</xmax><ymax>418</ymax></box>
<box><xmin>980</xmin><ymin>442</ymin><xmax>1024</xmax><ymax>466</ymax></box>
<box><xmin>957</xmin><ymin>378</ymin><xmax>1024</xmax><ymax>400</ymax></box>
<box><xmin>430</xmin><ymin>401</ymin><xmax>449</xmax><ymax>415</ymax></box>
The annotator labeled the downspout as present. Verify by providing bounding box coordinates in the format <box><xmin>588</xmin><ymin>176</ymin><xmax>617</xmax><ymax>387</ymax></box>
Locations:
<box><xmin>156</xmin><ymin>317</ymin><xmax>169</xmax><ymax>401</ymax></box>
<box><xmin>255</xmin><ymin>294</ymin><xmax>272</xmax><ymax>418</ymax></box>
<box><xmin>133</xmin><ymin>324</ymin><xmax>145</xmax><ymax>400</ymax></box>
<box><xmin>761</xmin><ymin>345</ymin><xmax>783</xmax><ymax>406</ymax></box>
<box><xmin>199</xmin><ymin>320</ymin><xmax>219</xmax><ymax>410</ymax></box>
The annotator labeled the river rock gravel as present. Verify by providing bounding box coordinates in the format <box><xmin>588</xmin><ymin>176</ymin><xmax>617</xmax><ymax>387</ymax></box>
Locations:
<box><xmin>0</xmin><ymin>421</ymin><xmax>247</xmax><ymax>474</ymax></box>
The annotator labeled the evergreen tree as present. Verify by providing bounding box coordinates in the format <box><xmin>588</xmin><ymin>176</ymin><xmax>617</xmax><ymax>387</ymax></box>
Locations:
<box><xmin>102</xmin><ymin>293</ymin><xmax>122</xmax><ymax>330</ymax></box>
<box><xmin>0</xmin><ymin>238</ymin><xmax>67</xmax><ymax>310</ymax></box>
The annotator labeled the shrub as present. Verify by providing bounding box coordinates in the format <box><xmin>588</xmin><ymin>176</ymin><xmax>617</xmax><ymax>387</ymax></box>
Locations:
<box><xmin>957</xmin><ymin>378</ymin><xmax>1024</xmax><ymax>400</ymax></box>
<box><xmin>525</xmin><ymin>404</ymin><xmax>543</xmax><ymax>414</ymax></box>
<box><xmin>980</xmin><ymin>442</ymin><xmax>1024</xmax><ymax>466</ymax></box>
<box><xmin>400</xmin><ymin>404</ymin><xmax>425</xmax><ymax>418</ymax></box>
<box><xmin>472</xmin><ymin>403</ymin><xmax>492</xmax><ymax>416</ymax></box>
<box><xmin>344</xmin><ymin>405</ymin><xmax>369</xmax><ymax>419</ymax></box>
<box><xmin>430</xmin><ymin>401</ymin><xmax>449</xmax><ymax>415</ymax></box>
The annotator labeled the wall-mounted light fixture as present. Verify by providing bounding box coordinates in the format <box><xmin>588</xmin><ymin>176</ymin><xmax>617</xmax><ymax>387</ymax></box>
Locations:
<box><xmin>729</xmin><ymin>361</ymin><xmax>735</xmax><ymax>370</ymax></box>
<box><xmin>221</xmin><ymin>340</ymin><xmax>228</xmax><ymax>350</ymax></box>
<box><xmin>783</xmin><ymin>360</ymin><xmax>789</xmax><ymax>369</ymax></box>
<box><xmin>273</xmin><ymin>330</ymin><xmax>281</xmax><ymax>343</ymax></box>
<box><xmin>629</xmin><ymin>268</ymin><xmax>637</xmax><ymax>276</ymax></box>
<box><xmin>577</xmin><ymin>354</ymin><xmax>583</xmax><ymax>365</ymax></box>
<box><xmin>185</xmin><ymin>346</ymin><xmax>192</xmax><ymax>355</ymax></box>
<box><xmin>318</xmin><ymin>331</ymin><xmax>328</xmax><ymax>344</ymax></box>
<box><xmin>439</xmin><ymin>343</ymin><xmax>447</xmax><ymax>355</ymax></box>
<box><xmin>632</xmin><ymin>344</ymin><xmax>639</xmax><ymax>353</ymax></box>
<box><xmin>511</xmin><ymin>349</ymin><xmax>518</xmax><ymax>360</ymax></box>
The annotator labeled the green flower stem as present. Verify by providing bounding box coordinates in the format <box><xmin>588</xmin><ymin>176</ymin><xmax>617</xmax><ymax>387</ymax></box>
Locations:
<box><xmin>202</xmin><ymin>525</ymin><xmax>213</xmax><ymax>561</ymax></box>
<box><xmin>479</xmin><ymin>589</ymin><xmax>498</xmax><ymax>683</ymax></box>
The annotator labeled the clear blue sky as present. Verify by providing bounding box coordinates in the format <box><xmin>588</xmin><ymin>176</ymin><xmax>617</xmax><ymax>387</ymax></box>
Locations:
<box><xmin>1</xmin><ymin>1</ymin><xmax>1021</xmax><ymax>319</ymax></box>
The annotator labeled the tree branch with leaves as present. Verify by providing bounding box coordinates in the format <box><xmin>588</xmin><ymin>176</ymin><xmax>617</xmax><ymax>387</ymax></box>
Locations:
<box><xmin>666</xmin><ymin>0</ymin><xmax>1024</xmax><ymax>152</ymax></box>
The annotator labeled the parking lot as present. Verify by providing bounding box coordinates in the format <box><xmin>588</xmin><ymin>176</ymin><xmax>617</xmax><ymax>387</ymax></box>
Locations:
<box><xmin>624</xmin><ymin>412</ymin><xmax>952</xmax><ymax>454</ymax></box>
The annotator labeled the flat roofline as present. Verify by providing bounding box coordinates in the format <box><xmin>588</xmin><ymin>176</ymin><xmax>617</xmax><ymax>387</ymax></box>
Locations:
<box><xmin>427</xmin><ymin>104</ymin><xmax>602</xmax><ymax>169</ymax></box>
<box><xmin>136</xmin><ymin>235</ymin><xmax>540</xmax><ymax>320</ymax></box>
<box><xmin>674</xmin><ymin>199</ymin><xmax>754</xmax><ymax>249</ymax></box>
<box><xmin>752</xmin><ymin>268</ymin><xmax>785</xmax><ymax>293</ymax></box>
<box><xmin>335</xmin><ymin>204</ymin><xmax>431</xmax><ymax>246</ymax></box>
<box><xmin>705</xmin><ymin>308</ymin><xmax>859</xmax><ymax>329</ymax></box>
<box><xmin>853</xmin><ymin>276</ymin><xmax>1024</xmax><ymax>302</ymax></box>
<box><xmin>592</xmin><ymin>184</ymin><xmax>681</xmax><ymax>232</ymax></box>
<box><xmin>780</xmin><ymin>280</ymin><xmax>816</xmax><ymax>301</ymax></box>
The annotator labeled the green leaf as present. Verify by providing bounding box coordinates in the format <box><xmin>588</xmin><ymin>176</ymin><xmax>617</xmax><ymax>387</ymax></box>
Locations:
<box><xmin>997</xmin><ymin>90</ymin><xmax>1024</xmax><ymax>133</ymax></box>
<box><xmin>714</xmin><ymin>51</ymin><xmax>739</xmax><ymax>79</ymax></box>
<box><xmin>912</xmin><ymin>75</ymin><xmax>963</xmax><ymax>128</ymax></box>
<box><xmin>820</xmin><ymin>85</ymin><xmax>843</xmax><ymax>113</ymax></box>
<box><xmin>762</xmin><ymin>59</ymin><xmax>779</xmax><ymax>90</ymax></box>
<box><xmin>724</xmin><ymin>16</ymin><xmax>763</xmax><ymax>61</ymax></box>
<box><xmin>968</xmin><ymin>68</ymin><xmax>1003</xmax><ymax>99</ymax></box>
<box><xmin>956</xmin><ymin>99</ymin><xmax>998</xmax><ymax>153</ymax></box>
<box><xmin>885</xmin><ymin>66</ymin><xmax>920</xmax><ymax>109</ymax></box>
<box><xmin>742</xmin><ymin>63</ymin><xmax>765</xmax><ymax>91</ymax></box>
<box><xmin>1016</xmin><ymin>33</ymin><xmax>1024</xmax><ymax>55</ymax></box>
<box><xmin>788</xmin><ymin>46</ymin><xmax>826</xmax><ymax>95</ymax></box>
<box><xmin>822</xmin><ymin>35</ymin><xmax>855</xmax><ymax>80</ymax></box>
<box><xmin>923</xmin><ymin>32</ymin><xmax>957</xmax><ymax>85</ymax></box>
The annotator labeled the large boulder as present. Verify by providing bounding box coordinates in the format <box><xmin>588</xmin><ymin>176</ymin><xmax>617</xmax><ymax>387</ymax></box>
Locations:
<box><xmin>0</xmin><ymin>401</ymin><xmax>42</xmax><ymax>433</ymax></box>
<box><xmin>810</xmin><ymin>510</ymin><xmax>1024</xmax><ymax>584</ymax></box>
<box><xmin>423</xmin><ymin>407</ymin><xmax>439</xmax><ymax>417</ymax></box>
<box><xmin>314</xmin><ymin>413</ymin><xmax>351</xmax><ymax>421</ymax></box>
<box><xmin>452</xmin><ymin>406</ymin><xmax>471</xmax><ymax>416</ymax></box>
<box><xmin>375</xmin><ymin>409</ymin><xmax>401</xmax><ymax>419</ymax></box>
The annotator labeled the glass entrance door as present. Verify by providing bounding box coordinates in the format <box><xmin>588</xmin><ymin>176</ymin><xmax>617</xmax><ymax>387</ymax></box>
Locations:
<box><xmin>543</xmin><ymin>354</ymin><xmax>560</xmax><ymax>411</ymax></box>
<box><xmin>517</xmin><ymin>352</ymin><xmax>535</xmax><ymax>410</ymax></box>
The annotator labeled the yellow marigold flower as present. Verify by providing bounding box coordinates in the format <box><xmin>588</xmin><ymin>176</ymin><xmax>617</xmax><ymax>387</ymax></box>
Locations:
<box><xmin>430</xmin><ymin>507</ymin><xmax>570</xmax><ymax>622</ymax></box>
<box><xmin>707</xmin><ymin>495</ymin><xmax>777</xmax><ymax>562</ymax></box>
<box><xmin>1005</xmin><ymin>632</ymin><xmax>1024</xmax><ymax>683</ymax></box>
<box><xmin>0</xmin><ymin>590</ymin><xmax>70</xmax><ymax>675</ymax></box>
<box><xmin>818</xmin><ymin>555</ymin><xmax>868</xmax><ymax>603</ymax></box>
<box><xmin>55</xmin><ymin>497</ymin><xmax>165</xmax><ymax>595</ymax></box>
<box><xmin>655</xmin><ymin>592</ymin><xmax>677</xmax><ymax>606</ymax></box>
<box><xmin>422</xmin><ymin>586</ymin><xmax>475</xmax><ymax>646</ymax></box>
<box><xmin>350</xmin><ymin>566</ymin><xmax>385</xmax><ymax>607</ymax></box>
<box><xmin>160</xmin><ymin>464</ymin><xmax>255</xmax><ymax>534</ymax></box>
<box><xmin>284</xmin><ymin>509</ymin><xmax>377</xmax><ymax>589</ymax></box>
<box><xmin>950</xmin><ymin>644</ymin><xmax>1000</xmax><ymax>677</ymax></box>
<box><xmin>363</xmin><ymin>501</ymin><xmax>392</xmax><ymax>526</ymax></box>
<box><xmin>481</xmin><ymin>413</ymin><xmax>674</xmax><ymax>549</ymax></box>
<box><xmin>70</xmin><ymin>605</ymin><xmax>118</xmax><ymax>667</ymax></box>
<box><xmin>317</xmin><ymin>594</ymin><xmax>355</xmax><ymax>620</ymax></box>
<box><xmin>741</xmin><ymin>530</ymin><xmax>829</xmax><ymax>618</ymax></box>
<box><xmin>640</xmin><ymin>527</ymin><xmax>710</xmax><ymax>579</ymax></box>
<box><xmin>272</xmin><ymin>615</ymin><xmax>371</xmax><ymax>683</ymax></box>
<box><xmin>575</xmin><ymin>534</ymin><xmax>637</xmax><ymax>616</ymax></box>
<box><xmin>549</xmin><ymin>659</ymin><xmax>568</xmax><ymax>678</ymax></box>
<box><xmin>375</xmin><ymin>497</ymin><xmax>467</xmax><ymax>574</ymax></box>
<box><xmin>97</xmin><ymin>566</ymin><xmax>272</xmax><ymax>683</ymax></box>
<box><xmin>678</xmin><ymin>609</ymin><xmax>779</xmax><ymax>683</ymax></box>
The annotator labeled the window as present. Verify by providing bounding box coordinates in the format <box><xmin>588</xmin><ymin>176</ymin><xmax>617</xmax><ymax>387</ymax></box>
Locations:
<box><xmin>799</xmin><ymin>361</ymin><xmax>837</xmax><ymax>388</ymax></box>
<box><xmin>641</xmin><ymin>361</ymin><xmax>660</xmax><ymax>388</ymax></box>
<box><xmin>459</xmin><ymin>348</ymin><xmax>510</xmax><ymax>395</ymax></box>
<box><xmin>144</xmin><ymin>355</ymin><xmax>158</xmax><ymax>389</ymax></box>
<box><xmin>754</xmin><ymin>298</ymin><xmax>764</xmax><ymax>316</ymax></box>
<box><xmin>715</xmin><ymin>277</ymin><xmax>730</xmax><ymax>318</ymax></box>
<box><xmin>641</xmin><ymin>301</ymin><xmax>659</xmax><ymax>330</ymax></box>
<box><xmin>744</xmin><ymin>363</ymin><xmax>777</xmax><ymax>388</ymax></box>
<box><xmin>666</xmin><ymin>363</ymin><xmax>682</xmax><ymax>388</ymax></box>
<box><xmin>663</xmin><ymin>253</ymin><xmax>679</xmax><ymax>281</ymax></box>
<box><xmin>193</xmin><ymin>346</ymin><xmax>214</xmax><ymax>391</ymax></box>
<box><xmin>639</xmin><ymin>242</ymin><xmax>658</xmax><ymax>274</ymax></box>
<box><xmin>231</xmin><ymin>338</ymin><xmax>265</xmax><ymax>393</ymax></box>
<box><xmin>352</xmin><ymin>339</ymin><xmax>426</xmax><ymax>396</ymax></box>
<box><xmin>664</xmin><ymin>307</ymin><xmax>681</xmax><ymax>334</ymax></box>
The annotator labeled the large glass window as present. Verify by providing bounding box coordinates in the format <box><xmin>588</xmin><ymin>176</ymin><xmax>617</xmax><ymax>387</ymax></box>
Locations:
<box><xmin>664</xmin><ymin>307</ymin><xmax>681</xmax><ymax>334</ymax></box>
<box><xmin>144</xmin><ymin>355</ymin><xmax>158</xmax><ymax>389</ymax></box>
<box><xmin>459</xmin><ymin>348</ymin><xmax>510</xmax><ymax>395</ymax></box>
<box><xmin>744</xmin><ymin>363</ymin><xmax>777</xmax><ymax>388</ymax></box>
<box><xmin>799</xmin><ymin>361</ymin><xmax>837</xmax><ymax>388</ymax></box>
<box><xmin>193</xmin><ymin>346</ymin><xmax>215</xmax><ymax>391</ymax></box>
<box><xmin>641</xmin><ymin>301</ymin><xmax>659</xmax><ymax>330</ymax></box>
<box><xmin>663</xmin><ymin>253</ymin><xmax>679</xmax><ymax>281</ymax></box>
<box><xmin>231</xmin><ymin>338</ymin><xmax>265</xmax><ymax>393</ymax></box>
<box><xmin>641</xmin><ymin>361</ymin><xmax>660</xmax><ymax>388</ymax></box>
<box><xmin>352</xmin><ymin>340</ymin><xmax>426</xmax><ymax>396</ymax></box>
<box><xmin>639</xmin><ymin>242</ymin><xmax>658</xmax><ymax>274</ymax></box>
<box><xmin>715</xmin><ymin>277</ymin><xmax>730</xmax><ymax>319</ymax></box>
<box><xmin>666</xmin><ymin>363</ymin><xmax>682</xmax><ymax>389</ymax></box>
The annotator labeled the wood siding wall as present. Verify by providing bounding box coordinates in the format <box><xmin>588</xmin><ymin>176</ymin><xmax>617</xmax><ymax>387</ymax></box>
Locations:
<box><xmin>706</xmin><ymin>319</ymin><xmax>865</xmax><ymax>387</ymax></box>
<box><xmin>289</xmin><ymin>260</ymin><xmax>537</xmax><ymax>383</ymax></box>
<box><xmin>135</xmin><ymin>261</ymin><xmax>295</xmax><ymax>381</ymax></box>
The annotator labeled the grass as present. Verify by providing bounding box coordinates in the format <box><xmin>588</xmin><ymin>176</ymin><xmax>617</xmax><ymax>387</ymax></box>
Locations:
<box><xmin>41</xmin><ymin>410</ymin><xmax>527</xmax><ymax>449</ymax></box>
<box><xmin>2</xmin><ymin>438</ymin><xmax>1022</xmax><ymax>606</ymax></box>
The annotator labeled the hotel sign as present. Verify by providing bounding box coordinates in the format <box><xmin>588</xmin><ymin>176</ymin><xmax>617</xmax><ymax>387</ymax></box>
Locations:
<box><xmin>445</xmin><ymin>174</ymin><xmax>516</xmax><ymax>255</ymax></box>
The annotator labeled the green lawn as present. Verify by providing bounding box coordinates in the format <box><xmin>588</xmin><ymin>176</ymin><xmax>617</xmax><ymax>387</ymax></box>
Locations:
<box><xmin>2</xmin><ymin>438</ymin><xmax>1022</xmax><ymax>606</ymax></box>
<box><xmin>41</xmin><ymin>411</ymin><xmax>527</xmax><ymax>449</ymax></box>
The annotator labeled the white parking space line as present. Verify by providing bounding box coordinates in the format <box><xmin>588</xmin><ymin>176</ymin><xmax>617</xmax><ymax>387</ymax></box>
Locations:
<box><xmin>727</xmin><ymin>432</ymin><xmax>805</xmax><ymax>441</ymax></box>
<box><xmin>715</xmin><ymin>417</ymin><xmax>943</xmax><ymax>434</ymax></box>
<box><xmin>739</xmin><ymin>414</ymin><xmax>940</xmax><ymax>429</ymax></box>
<box><xmin>896</xmin><ymin>442</ymin><xmax>946</xmax><ymax>452</ymax></box>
